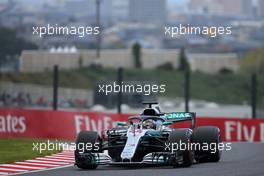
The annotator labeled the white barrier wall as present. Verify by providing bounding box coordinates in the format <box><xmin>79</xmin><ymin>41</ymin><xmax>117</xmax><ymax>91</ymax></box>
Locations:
<box><xmin>20</xmin><ymin>49</ymin><xmax>239</xmax><ymax>74</ymax></box>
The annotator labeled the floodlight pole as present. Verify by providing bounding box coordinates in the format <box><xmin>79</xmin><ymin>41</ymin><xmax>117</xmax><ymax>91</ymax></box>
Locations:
<box><xmin>117</xmin><ymin>68</ymin><xmax>123</xmax><ymax>114</ymax></box>
<box><xmin>251</xmin><ymin>73</ymin><xmax>257</xmax><ymax>119</ymax></box>
<box><xmin>96</xmin><ymin>0</ymin><xmax>101</xmax><ymax>58</ymax></box>
<box><xmin>53</xmin><ymin>65</ymin><xmax>59</xmax><ymax>111</ymax></box>
<box><xmin>184</xmin><ymin>69</ymin><xmax>190</xmax><ymax>112</ymax></box>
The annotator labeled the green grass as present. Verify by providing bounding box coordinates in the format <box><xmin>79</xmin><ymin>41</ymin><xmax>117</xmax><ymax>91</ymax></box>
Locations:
<box><xmin>0</xmin><ymin>138</ymin><xmax>61</xmax><ymax>164</ymax></box>
<box><xmin>0</xmin><ymin>67</ymin><xmax>263</xmax><ymax>105</ymax></box>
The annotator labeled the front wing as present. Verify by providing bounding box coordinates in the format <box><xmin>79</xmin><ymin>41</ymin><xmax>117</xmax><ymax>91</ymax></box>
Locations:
<box><xmin>75</xmin><ymin>152</ymin><xmax>179</xmax><ymax>166</ymax></box>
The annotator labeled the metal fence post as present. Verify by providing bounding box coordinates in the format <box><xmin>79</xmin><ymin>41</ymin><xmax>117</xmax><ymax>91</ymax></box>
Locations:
<box><xmin>117</xmin><ymin>67</ymin><xmax>123</xmax><ymax>114</ymax></box>
<box><xmin>251</xmin><ymin>73</ymin><xmax>257</xmax><ymax>119</ymax></box>
<box><xmin>53</xmin><ymin>65</ymin><xmax>59</xmax><ymax>111</ymax></box>
<box><xmin>184</xmin><ymin>69</ymin><xmax>190</xmax><ymax>112</ymax></box>
<box><xmin>96</xmin><ymin>0</ymin><xmax>101</xmax><ymax>58</ymax></box>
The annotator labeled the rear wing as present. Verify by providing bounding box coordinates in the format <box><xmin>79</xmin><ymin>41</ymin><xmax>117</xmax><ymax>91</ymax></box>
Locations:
<box><xmin>160</xmin><ymin>112</ymin><xmax>196</xmax><ymax>129</ymax></box>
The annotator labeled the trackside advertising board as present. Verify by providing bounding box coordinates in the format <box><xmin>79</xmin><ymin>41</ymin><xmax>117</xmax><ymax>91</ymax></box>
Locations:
<box><xmin>0</xmin><ymin>108</ymin><xmax>264</xmax><ymax>142</ymax></box>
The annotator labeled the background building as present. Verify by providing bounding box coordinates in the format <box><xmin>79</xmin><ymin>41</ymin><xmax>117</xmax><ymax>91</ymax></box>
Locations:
<box><xmin>189</xmin><ymin>0</ymin><xmax>253</xmax><ymax>17</ymax></box>
<box><xmin>112</xmin><ymin>0</ymin><xmax>129</xmax><ymax>22</ymax></box>
<box><xmin>129</xmin><ymin>0</ymin><xmax>167</xmax><ymax>24</ymax></box>
<box><xmin>258</xmin><ymin>0</ymin><xmax>264</xmax><ymax>17</ymax></box>
<box><xmin>63</xmin><ymin>0</ymin><xmax>112</xmax><ymax>26</ymax></box>
<box><xmin>20</xmin><ymin>49</ymin><xmax>239</xmax><ymax>74</ymax></box>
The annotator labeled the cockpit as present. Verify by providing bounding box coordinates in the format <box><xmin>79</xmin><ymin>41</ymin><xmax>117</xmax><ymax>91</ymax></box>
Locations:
<box><xmin>127</xmin><ymin>115</ymin><xmax>165</xmax><ymax>131</ymax></box>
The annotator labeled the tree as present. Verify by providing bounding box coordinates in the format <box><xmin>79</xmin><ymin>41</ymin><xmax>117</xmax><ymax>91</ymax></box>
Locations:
<box><xmin>178</xmin><ymin>47</ymin><xmax>190</xmax><ymax>72</ymax></box>
<box><xmin>240</xmin><ymin>48</ymin><xmax>264</xmax><ymax>74</ymax></box>
<box><xmin>132</xmin><ymin>42</ymin><xmax>142</xmax><ymax>68</ymax></box>
<box><xmin>219</xmin><ymin>68</ymin><xmax>233</xmax><ymax>74</ymax></box>
<box><xmin>78</xmin><ymin>55</ymin><xmax>83</xmax><ymax>68</ymax></box>
<box><xmin>156</xmin><ymin>62</ymin><xmax>173</xmax><ymax>70</ymax></box>
<box><xmin>0</xmin><ymin>27</ymin><xmax>38</xmax><ymax>68</ymax></box>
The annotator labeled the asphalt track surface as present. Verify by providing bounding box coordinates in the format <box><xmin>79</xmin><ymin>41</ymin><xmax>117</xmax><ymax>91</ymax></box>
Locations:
<box><xmin>21</xmin><ymin>143</ymin><xmax>264</xmax><ymax>176</ymax></box>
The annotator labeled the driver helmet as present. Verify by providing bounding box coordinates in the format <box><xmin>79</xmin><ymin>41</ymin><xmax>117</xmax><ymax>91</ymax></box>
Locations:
<box><xmin>143</xmin><ymin>119</ymin><xmax>156</xmax><ymax>129</ymax></box>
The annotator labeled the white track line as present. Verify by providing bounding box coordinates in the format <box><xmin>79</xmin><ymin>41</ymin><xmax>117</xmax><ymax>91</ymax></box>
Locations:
<box><xmin>52</xmin><ymin>155</ymin><xmax>74</xmax><ymax>158</ymax></box>
<box><xmin>0</xmin><ymin>151</ymin><xmax>75</xmax><ymax>175</ymax></box>
<box><xmin>0</xmin><ymin>168</ymin><xmax>27</xmax><ymax>172</ymax></box>
<box><xmin>54</xmin><ymin>152</ymin><xmax>73</xmax><ymax>154</ymax></box>
<box><xmin>44</xmin><ymin>156</ymin><xmax>74</xmax><ymax>160</ymax></box>
<box><xmin>51</xmin><ymin>156</ymin><xmax>74</xmax><ymax>160</ymax></box>
<box><xmin>59</xmin><ymin>153</ymin><xmax>73</xmax><ymax>155</ymax></box>
<box><xmin>54</xmin><ymin>153</ymin><xmax>74</xmax><ymax>156</ymax></box>
<box><xmin>25</xmin><ymin>160</ymin><xmax>69</xmax><ymax>165</ymax></box>
<box><xmin>14</xmin><ymin>162</ymin><xmax>60</xmax><ymax>167</ymax></box>
<box><xmin>61</xmin><ymin>151</ymin><xmax>74</xmax><ymax>153</ymax></box>
<box><xmin>0</xmin><ymin>164</ymin><xmax>44</xmax><ymax>170</ymax></box>
<box><xmin>55</xmin><ymin>151</ymin><xmax>74</xmax><ymax>154</ymax></box>
<box><xmin>53</xmin><ymin>152</ymin><xmax>73</xmax><ymax>155</ymax></box>
<box><xmin>35</xmin><ymin>158</ymin><xmax>72</xmax><ymax>163</ymax></box>
<box><xmin>10</xmin><ymin>164</ymin><xmax>73</xmax><ymax>176</ymax></box>
<box><xmin>0</xmin><ymin>171</ymin><xmax>9</xmax><ymax>174</ymax></box>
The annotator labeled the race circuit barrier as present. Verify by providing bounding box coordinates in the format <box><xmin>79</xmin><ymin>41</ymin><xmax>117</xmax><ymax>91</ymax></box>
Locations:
<box><xmin>0</xmin><ymin>108</ymin><xmax>264</xmax><ymax>142</ymax></box>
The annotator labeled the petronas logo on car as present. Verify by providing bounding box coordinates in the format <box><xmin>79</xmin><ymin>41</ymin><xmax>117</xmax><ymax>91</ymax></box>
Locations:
<box><xmin>161</xmin><ymin>112</ymin><xmax>192</xmax><ymax>120</ymax></box>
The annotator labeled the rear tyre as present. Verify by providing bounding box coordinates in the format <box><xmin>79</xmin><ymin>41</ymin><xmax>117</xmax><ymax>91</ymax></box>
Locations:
<box><xmin>75</xmin><ymin>131</ymin><xmax>102</xmax><ymax>169</ymax></box>
<box><xmin>193</xmin><ymin>126</ymin><xmax>221</xmax><ymax>163</ymax></box>
<box><xmin>168</xmin><ymin>129</ymin><xmax>193</xmax><ymax>167</ymax></box>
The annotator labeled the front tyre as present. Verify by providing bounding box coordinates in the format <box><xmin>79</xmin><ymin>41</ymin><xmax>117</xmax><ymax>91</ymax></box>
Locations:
<box><xmin>75</xmin><ymin>131</ymin><xmax>102</xmax><ymax>169</ymax></box>
<box><xmin>168</xmin><ymin>129</ymin><xmax>193</xmax><ymax>167</ymax></box>
<box><xmin>193</xmin><ymin>126</ymin><xmax>222</xmax><ymax>163</ymax></box>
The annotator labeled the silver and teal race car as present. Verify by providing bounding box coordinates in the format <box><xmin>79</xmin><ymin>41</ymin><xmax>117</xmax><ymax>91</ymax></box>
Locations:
<box><xmin>75</xmin><ymin>102</ymin><xmax>221</xmax><ymax>169</ymax></box>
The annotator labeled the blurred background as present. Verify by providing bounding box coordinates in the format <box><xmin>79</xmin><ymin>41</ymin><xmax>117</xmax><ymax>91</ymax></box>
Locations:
<box><xmin>0</xmin><ymin>0</ymin><xmax>263</xmax><ymax>118</ymax></box>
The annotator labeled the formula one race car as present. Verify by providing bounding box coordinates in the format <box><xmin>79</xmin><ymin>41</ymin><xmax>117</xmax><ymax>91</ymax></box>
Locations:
<box><xmin>75</xmin><ymin>102</ymin><xmax>221</xmax><ymax>169</ymax></box>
